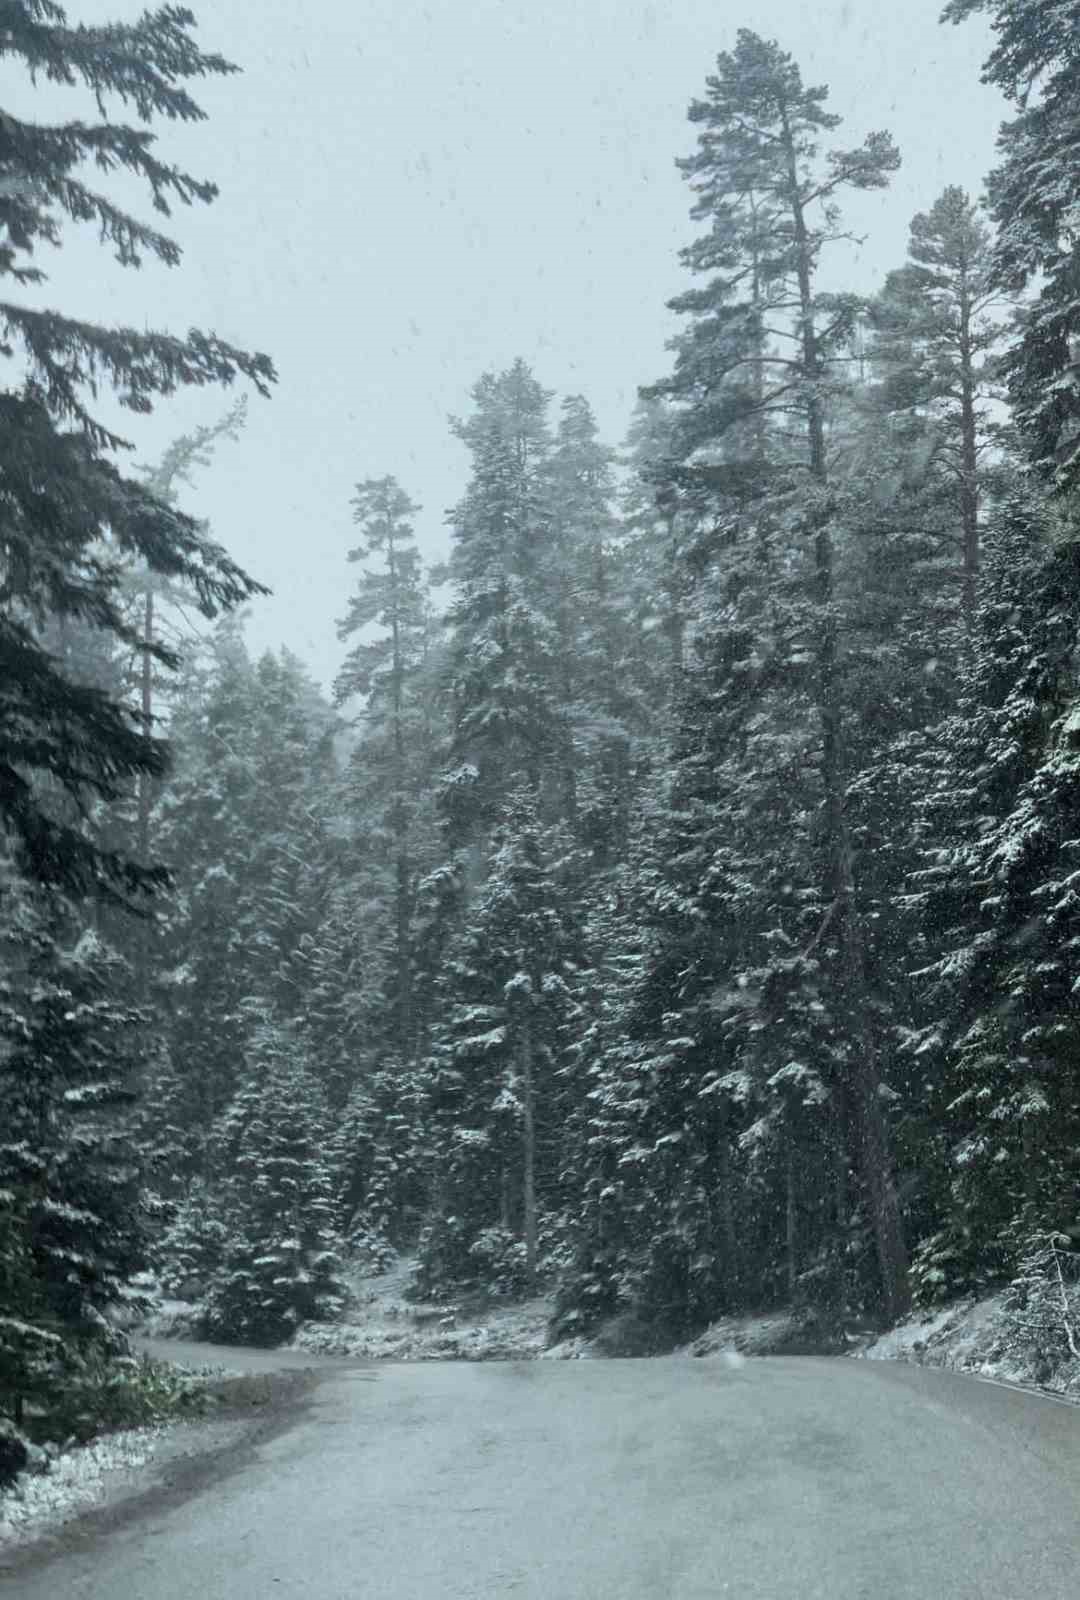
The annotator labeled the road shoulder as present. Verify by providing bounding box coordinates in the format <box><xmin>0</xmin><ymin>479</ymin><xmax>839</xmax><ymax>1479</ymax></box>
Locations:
<box><xmin>0</xmin><ymin>1353</ymin><xmax>331</xmax><ymax>1578</ymax></box>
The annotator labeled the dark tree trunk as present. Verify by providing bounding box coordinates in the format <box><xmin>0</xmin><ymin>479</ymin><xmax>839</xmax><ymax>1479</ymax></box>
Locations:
<box><xmin>520</xmin><ymin>1012</ymin><xmax>538</xmax><ymax>1296</ymax></box>
<box><xmin>958</xmin><ymin>285</ymin><xmax>980</xmax><ymax>633</ymax></box>
<box><xmin>785</xmin><ymin>1137</ymin><xmax>798</xmax><ymax>1302</ymax></box>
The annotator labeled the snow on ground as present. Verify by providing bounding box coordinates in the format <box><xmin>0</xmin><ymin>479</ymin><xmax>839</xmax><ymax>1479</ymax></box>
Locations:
<box><xmin>0</xmin><ymin>1425</ymin><xmax>159</xmax><ymax>1546</ymax></box>
<box><xmin>540</xmin><ymin>1334</ymin><xmax>601</xmax><ymax>1360</ymax></box>
<box><xmin>854</xmin><ymin>1292</ymin><xmax>1080</xmax><ymax>1397</ymax></box>
<box><xmin>682</xmin><ymin>1294</ymin><xmax>1080</xmax><ymax>1400</ymax></box>
<box><xmin>141</xmin><ymin>1297</ymin><xmax>204</xmax><ymax>1340</ymax></box>
<box><xmin>856</xmin><ymin>1300</ymin><xmax>960</xmax><ymax>1363</ymax></box>
<box><xmin>679</xmin><ymin>1309</ymin><xmax>846</xmax><ymax>1360</ymax></box>
<box><xmin>0</xmin><ymin>1409</ymin><xmax>249</xmax><ymax>1554</ymax></box>
<box><xmin>291</xmin><ymin>1254</ymin><xmax>555</xmax><ymax>1362</ymax></box>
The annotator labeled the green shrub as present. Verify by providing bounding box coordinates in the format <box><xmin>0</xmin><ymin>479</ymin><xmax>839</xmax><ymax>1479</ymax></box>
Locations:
<box><xmin>29</xmin><ymin>1351</ymin><xmax>209</xmax><ymax>1445</ymax></box>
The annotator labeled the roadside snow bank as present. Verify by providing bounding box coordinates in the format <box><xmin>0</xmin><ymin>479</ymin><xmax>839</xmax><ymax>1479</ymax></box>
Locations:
<box><xmin>0</xmin><ymin>1414</ymin><xmax>255</xmax><ymax>1554</ymax></box>
<box><xmin>855</xmin><ymin>1292</ymin><xmax>1080</xmax><ymax>1397</ymax></box>
<box><xmin>0</xmin><ymin>1425</ymin><xmax>159</xmax><ymax>1546</ymax></box>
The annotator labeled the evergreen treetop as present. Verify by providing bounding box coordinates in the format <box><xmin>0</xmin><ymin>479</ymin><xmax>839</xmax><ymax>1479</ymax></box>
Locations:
<box><xmin>0</xmin><ymin>2</ymin><xmax>273</xmax><ymax>901</ymax></box>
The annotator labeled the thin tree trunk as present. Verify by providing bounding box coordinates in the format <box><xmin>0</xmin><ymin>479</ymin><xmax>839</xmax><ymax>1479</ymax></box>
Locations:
<box><xmin>851</xmin><ymin>1056</ymin><xmax>911</xmax><ymax>1322</ymax></box>
<box><xmin>388</xmin><ymin>527</ymin><xmax>414</xmax><ymax>1063</ymax></box>
<box><xmin>785</xmin><ymin>1135</ymin><xmax>798</xmax><ymax>1302</ymax></box>
<box><xmin>663</xmin><ymin>511</ymin><xmax>684</xmax><ymax>692</ymax></box>
<box><xmin>138</xmin><ymin>583</ymin><xmax>153</xmax><ymax>866</ymax></box>
<box><xmin>837</xmin><ymin>840</ymin><xmax>911</xmax><ymax>1321</ymax></box>
<box><xmin>749</xmin><ymin>191</ymin><xmax>768</xmax><ymax>466</ymax></box>
<box><xmin>559</xmin><ymin>561</ymin><xmax>578</xmax><ymax>828</ymax></box>
<box><xmin>136</xmin><ymin>582</ymin><xmax>154</xmax><ymax>999</ymax></box>
<box><xmin>958</xmin><ymin>285</ymin><xmax>980</xmax><ymax>634</ymax></box>
<box><xmin>832</xmin><ymin>1092</ymin><xmax>849</xmax><ymax>1313</ymax></box>
<box><xmin>716</xmin><ymin>1128</ymin><xmax>738</xmax><ymax>1307</ymax></box>
<box><xmin>395</xmin><ymin>849</ymin><xmax>412</xmax><ymax>1057</ymax></box>
<box><xmin>520</xmin><ymin>1011</ymin><xmax>538</xmax><ymax>1295</ymax></box>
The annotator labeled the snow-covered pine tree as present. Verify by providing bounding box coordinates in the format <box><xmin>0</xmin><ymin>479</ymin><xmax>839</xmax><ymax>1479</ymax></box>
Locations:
<box><xmin>441</xmin><ymin>361</ymin><xmax>566</xmax><ymax>844</ymax></box>
<box><xmin>903</xmin><ymin>493</ymin><xmax>1080</xmax><ymax>1297</ymax></box>
<box><xmin>147</xmin><ymin>623</ymin><xmax>261</xmax><ymax>1180</ymax></box>
<box><xmin>144</xmin><ymin>631</ymin><xmax>347</xmax><ymax>1192</ymax></box>
<box><xmin>244</xmin><ymin>652</ymin><xmax>341</xmax><ymax>1020</ymax></box>
<box><xmin>0</xmin><ymin>1</ymin><xmax>272</xmax><ymax>1424</ymax></box>
<box><xmin>550</xmin><ymin>794</ymin><xmax>682</xmax><ymax>1340</ymax></box>
<box><xmin>619</xmin><ymin>30</ymin><xmax>910</xmax><ymax>1323</ymax></box>
<box><xmin>335</xmin><ymin>476</ymin><xmax>445</xmax><ymax>1067</ymax></box>
<box><xmin>418</xmin><ymin>794</ymin><xmax>582</xmax><ymax>1298</ymax></box>
<box><xmin>868</xmin><ymin>186</ymin><xmax>1013</xmax><ymax>629</ymax></box>
<box><xmin>944</xmin><ymin>0</ymin><xmax>1080</xmax><ymax>488</ymax></box>
<box><xmin>566</xmin><ymin>556</ymin><xmax>839</xmax><ymax>1334</ymax></box>
<box><xmin>335</xmin><ymin>1059</ymin><xmax>429</xmax><ymax>1263</ymax></box>
<box><xmin>0</xmin><ymin>870</ymin><xmax>150</xmax><ymax>1423</ymax></box>
<box><xmin>129</xmin><ymin>400</ymin><xmax>249</xmax><ymax>879</ymax></box>
<box><xmin>542</xmin><ymin>396</ymin><xmax>630</xmax><ymax>847</ymax></box>
<box><xmin>0</xmin><ymin>1</ymin><xmax>273</xmax><ymax>903</ymax></box>
<box><xmin>202</xmin><ymin>1021</ymin><xmax>347</xmax><ymax>1345</ymax></box>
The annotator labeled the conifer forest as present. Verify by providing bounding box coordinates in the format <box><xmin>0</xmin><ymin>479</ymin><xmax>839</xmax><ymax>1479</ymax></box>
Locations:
<box><xmin>7</xmin><ymin>0</ymin><xmax>1080</xmax><ymax>1441</ymax></box>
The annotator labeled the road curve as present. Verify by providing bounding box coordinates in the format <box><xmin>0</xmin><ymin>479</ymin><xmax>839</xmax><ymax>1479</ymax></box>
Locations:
<box><xmin>7</xmin><ymin>1353</ymin><xmax>1080</xmax><ymax>1598</ymax></box>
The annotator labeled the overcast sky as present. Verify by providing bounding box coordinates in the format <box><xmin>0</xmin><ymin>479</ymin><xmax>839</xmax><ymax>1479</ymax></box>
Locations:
<box><xmin>8</xmin><ymin>1</ymin><xmax>1005</xmax><ymax>691</ymax></box>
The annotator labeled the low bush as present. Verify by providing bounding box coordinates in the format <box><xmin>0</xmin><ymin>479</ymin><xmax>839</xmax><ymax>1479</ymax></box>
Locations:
<box><xmin>22</xmin><ymin>1350</ymin><xmax>209</xmax><ymax>1447</ymax></box>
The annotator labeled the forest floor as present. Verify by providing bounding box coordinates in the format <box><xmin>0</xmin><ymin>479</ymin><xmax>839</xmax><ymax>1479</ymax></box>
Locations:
<box><xmin>291</xmin><ymin>1254</ymin><xmax>557</xmax><ymax>1361</ymax></box>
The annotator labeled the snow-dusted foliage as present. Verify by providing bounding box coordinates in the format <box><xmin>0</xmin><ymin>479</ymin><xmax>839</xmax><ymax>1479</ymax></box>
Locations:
<box><xmin>200</xmin><ymin>1023</ymin><xmax>348</xmax><ymax>1346</ymax></box>
<box><xmin>946</xmin><ymin>0</ymin><xmax>1080</xmax><ymax>488</ymax></box>
<box><xmin>0</xmin><ymin>882</ymin><xmax>150</xmax><ymax>1426</ymax></box>
<box><xmin>417</xmin><ymin>796</ymin><xmax>584</xmax><ymax>1298</ymax></box>
<box><xmin>336</xmin><ymin>1057</ymin><xmax>429</xmax><ymax>1262</ymax></box>
<box><xmin>0</xmin><ymin>0</ymin><xmax>275</xmax><ymax>1451</ymax></box>
<box><xmin>556</xmin><ymin>29</ymin><xmax>917</xmax><ymax>1341</ymax></box>
<box><xmin>904</xmin><ymin>501</ymin><xmax>1080</xmax><ymax>1297</ymax></box>
<box><xmin>155</xmin><ymin>1181</ymin><xmax>228</xmax><ymax>1300</ymax></box>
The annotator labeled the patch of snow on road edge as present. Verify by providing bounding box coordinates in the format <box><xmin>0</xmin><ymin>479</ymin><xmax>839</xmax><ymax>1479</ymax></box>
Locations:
<box><xmin>853</xmin><ymin>1291</ymin><xmax>1080</xmax><ymax>1398</ymax></box>
<box><xmin>0</xmin><ymin>1425</ymin><xmax>162</xmax><ymax>1548</ymax></box>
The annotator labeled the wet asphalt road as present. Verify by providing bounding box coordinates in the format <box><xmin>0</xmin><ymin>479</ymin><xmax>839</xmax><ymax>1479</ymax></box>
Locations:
<box><xmin>8</xmin><ymin>1351</ymin><xmax>1080</xmax><ymax>1598</ymax></box>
